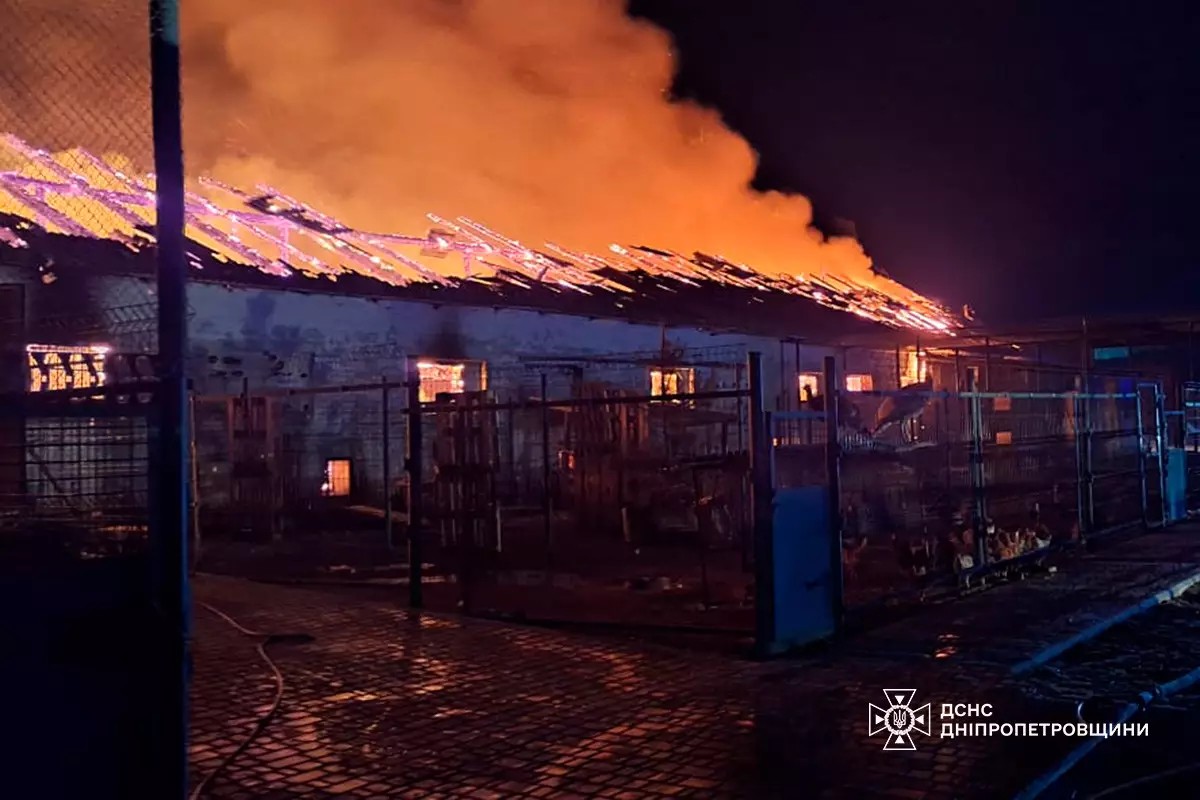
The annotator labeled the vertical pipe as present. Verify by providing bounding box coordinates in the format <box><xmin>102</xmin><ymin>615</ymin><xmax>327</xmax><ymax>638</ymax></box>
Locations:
<box><xmin>1156</xmin><ymin>386</ymin><xmax>1168</xmax><ymax>525</ymax></box>
<box><xmin>1190</xmin><ymin>322</ymin><xmax>1196</xmax><ymax>383</ymax></box>
<box><xmin>966</xmin><ymin>370</ymin><xmax>987</xmax><ymax>568</ymax></box>
<box><xmin>149</xmin><ymin>0</ymin><xmax>189</xmax><ymax>794</ymax></box>
<box><xmin>1081</xmin><ymin>317</ymin><xmax>1091</xmax><ymax>393</ymax></box>
<box><xmin>405</xmin><ymin>362</ymin><xmax>424</xmax><ymax>608</ymax></box>
<box><xmin>823</xmin><ymin>355</ymin><xmax>844</xmax><ymax>630</ymax></box>
<box><xmin>779</xmin><ymin>339</ymin><xmax>787</xmax><ymax>411</ymax></box>
<box><xmin>735</xmin><ymin>363</ymin><xmax>745</xmax><ymax>454</ymax></box>
<box><xmin>188</xmin><ymin>390</ymin><xmax>200</xmax><ymax>570</ymax></box>
<box><xmin>954</xmin><ymin>348</ymin><xmax>962</xmax><ymax>392</ymax></box>
<box><xmin>1136</xmin><ymin>389</ymin><xmax>1148</xmax><ymax>525</ymax></box>
<box><xmin>382</xmin><ymin>376</ymin><xmax>392</xmax><ymax>549</ymax></box>
<box><xmin>984</xmin><ymin>337</ymin><xmax>992</xmax><ymax>391</ymax></box>
<box><xmin>894</xmin><ymin>344</ymin><xmax>902</xmax><ymax>390</ymax></box>
<box><xmin>794</xmin><ymin>340</ymin><xmax>802</xmax><ymax>409</ymax></box>
<box><xmin>541</xmin><ymin>372</ymin><xmax>552</xmax><ymax>556</ymax></box>
<box><xmin>747</xmin><ymin>352</ymin><xmax>774</xmax><ymax>655</ymax></box>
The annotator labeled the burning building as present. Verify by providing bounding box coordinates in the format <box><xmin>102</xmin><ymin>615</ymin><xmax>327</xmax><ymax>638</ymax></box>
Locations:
<box><xmin>0</xmin><ymin>134</ymin><xmax>967</xmax><ymax>540</ymax></box>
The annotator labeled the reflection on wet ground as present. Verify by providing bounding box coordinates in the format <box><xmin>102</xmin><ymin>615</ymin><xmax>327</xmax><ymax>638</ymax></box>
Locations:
<box><xmin>191</xmin><ymin>576</ymin><xmax>1067</xmax><ymax>799</ymax></box>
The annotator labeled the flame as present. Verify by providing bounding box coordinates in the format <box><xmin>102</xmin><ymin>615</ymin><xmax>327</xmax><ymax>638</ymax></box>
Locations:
<box><xmin>0</xmin><ymin>135</ymin><xmax>961</xmax><ymax>331</ymax></box>
<box><xmin>0</xmin><ymin>0</ymin><xmax>964</xmax><ymax>333</ymax></box>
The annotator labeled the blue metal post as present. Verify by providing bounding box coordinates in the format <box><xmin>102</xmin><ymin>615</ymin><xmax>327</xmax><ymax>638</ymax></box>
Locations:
<box><xmin>966</xmin><ymin>371</ymin><xmax>987</xmax><ymax>567</ymax></box>
<box><xmin>149</xmin><ymin>0</ymin><xmax>189</xmax><ymax>796</ymax></box>
<box><xmin>406</xmin><ymin>361</ymin><xmax>424</xmax><ymax>608</ymax></box>
<box><xmin>1136</xmin><ymin>389</ymin><xmax>1149</xmax><ymax>525</ymax></box>
<box><xmin>748</xmin><ymin>352</ymin><xmax>774</xmax><ymax>655</ymax></box>
<box><xmin>822</xmin><ymin>355</ymin><xmax>844</xmax><ymax>629</ymax></box>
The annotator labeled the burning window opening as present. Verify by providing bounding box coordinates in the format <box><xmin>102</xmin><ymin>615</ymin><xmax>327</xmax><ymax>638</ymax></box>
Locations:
<box><xmin>0</xmin><ymin>135</ymin><xmax>964</xmax><ymax>334</ymax></box>
<box><xmin>899</xmin><ymin>347</ymin><xmax>928</xmax><ymax>387</ymax></box>
<box><xmin>650</xmin><ymin>367</ymin><xmax>696</xmax><ymax>403</ymax></box>
<box><xmin>321</xmin><ymin>458</ymin><xmax>352</xmax><ymax>497</ymax></box>
<box><xmin>798</xmin><ymin>372</ymin><xmax>822</xmax><ymax>402</ymax></box>
<box><xmin>26</xmin><ymin>343</ymin><xmax>109</xmax><ymax>393</ymax></box>
<box><xmin>417</xmin><ymin>361</ymin><xmax>468</xmax><ymax>403</ymax></box>
<box><xmin>845</xmin><ymin>374</ymin><xmax>874</xmax><ymax>393</ymax></box>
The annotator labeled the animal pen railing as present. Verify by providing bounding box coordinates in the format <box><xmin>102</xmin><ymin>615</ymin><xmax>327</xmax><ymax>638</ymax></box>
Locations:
<box><xmin>191</xmin><ymin>351</ymin><xmax>759</xmax><ymax>631</ymax></box>
<box><xmin>830</xmin><ymin>382</ymin><xmax>1169</xmax><ymax>609</ymax></box>
<box><xmin>0</xmin><ymin>382</ymin><xmax>156</xmax><ymax>559</ymax></box>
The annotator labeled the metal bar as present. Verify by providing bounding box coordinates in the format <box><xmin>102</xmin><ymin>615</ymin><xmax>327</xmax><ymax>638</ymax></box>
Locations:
<box><xmin>984</xmin><ymin>337</ymin><xmax>992</xmax><ymax>390</ymax></box>
<box><xmin>1156</xmin><ymin>386</ymin><xmax>1168</xmax><ymax>524</ymax></box>
<box><xmin>416</xmin><ymin>388</ymin><xmax>746</xmax><ymax>414</ymax></box>
<box><xmin>823</xmin><ymin>355</ymin><xmax>844</xmax><ymax>631</ymax></box>
<box><xmin>1136</xmin><ymin>389</ymin><xmax>1149</xmax><ymax>524</ymax></box>
<box><xmin>149</xmin><ymin>0</ymin><xmax>189</xmax><ymax>795</ymax></box>
<box><xmin>748</xmin><ymin>351</ymin><xmax>774</xmax><ymax>656</ymax></box>
<box><xmin>405</xmin><ymin>361</ymin><xmax>424</xmax><ymax>608</ymax></box>
<box><xmin>541</xmin><ymin>372</ymin><xmax>552</xmax><ymax>557</ymax></box>
<box><xmin>966</xmin><ymin>369</ymin><xmax>988</xmax><ymax>568</ymax></box>
<box><xmin>188</xmin><ymin>390</ymin><xmax>201</xmax><ymax>569</ymax></box>
<box><xmin>197</xmin><ymin>380</ymin><xmax>409</xmax><ymax>400</ymax></box>
<box><xmin>382</xmin><ymin>376</ymin><xmax>392</xmax><ymax>549</ymax></box>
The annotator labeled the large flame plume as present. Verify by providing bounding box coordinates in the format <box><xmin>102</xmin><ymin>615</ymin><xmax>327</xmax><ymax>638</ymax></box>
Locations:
<box><xmin>0</xmin><ymin>0</ymin><xmax>951</xmax><ymax>321</ymax></box>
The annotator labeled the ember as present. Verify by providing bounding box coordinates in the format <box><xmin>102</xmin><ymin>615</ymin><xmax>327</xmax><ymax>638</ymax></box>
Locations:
<box><xmin>0</xmin><ymin>135</ymin><xmax>960</xmax><ymax>332</ymax></box>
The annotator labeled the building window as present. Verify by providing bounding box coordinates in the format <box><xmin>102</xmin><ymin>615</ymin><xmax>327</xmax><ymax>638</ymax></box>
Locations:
<box><xmin>417</xmin><ymin>361</ymin><xmax>467</xmax><ymax>402</ymax></box>
<box><xmin>322</xmin><ymin>458</ymin><xmax>352</xmax><ymax>497</ymax></box>
<box><xmin>650</xmin><ymin>367</ymin><xmax>696</xmax><ymax>400</ymax></box>
<box><xmin>845</xmin><ymin>374</ymin><xmax>874</xmax><ymax>393</ymax></box>
<box><xmin>900</xmin><ymin>347</ymin><xmax>928</xmax><ymax>387</ymax></box>
<box><xmin>27</xmin><ymin>343</ymin><xmax>109</xmax><ymax>392</ymax></box>
<box><xmin>798</xmin><ymin>373</ymin><xmax>822</xmax><ymax>403</ymax></box>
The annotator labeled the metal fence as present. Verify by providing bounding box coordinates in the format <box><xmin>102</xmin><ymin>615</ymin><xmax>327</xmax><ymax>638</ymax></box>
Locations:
<box><xmin>834</xmin><ymin>382</ymin><xmax>1167</xmax><ymax>608</ymax></box>
<box><xmin>1185</xmin><ymin>382</ymin><xmax>1200</xmax><ymax>514</ymax></box>
<box><xmin>190</xmin><ymin>349</ymin><xmax>759</xmax><ymax>632</ymax></box>
<box><xmin>0</xmin><ymin>382</ymin><xmax>156</xmax><ymax>558</ymax></box>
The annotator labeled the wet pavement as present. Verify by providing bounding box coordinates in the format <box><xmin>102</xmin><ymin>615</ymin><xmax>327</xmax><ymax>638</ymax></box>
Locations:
<box><xmin>189</xmin><ymin>525</ymin><xmax>1200</xmax><ymax>799</ymax></box>
<box><xmin>1018</xmin><ymin>591</ymin><xmax>1200</xmax><ymax>799</ymax></box>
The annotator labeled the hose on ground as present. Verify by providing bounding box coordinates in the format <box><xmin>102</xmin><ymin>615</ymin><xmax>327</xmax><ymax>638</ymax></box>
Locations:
<box><xmin>188</xmin><ymin>603</ymin><xmax>313</xmax><ymax>800</ymax></box>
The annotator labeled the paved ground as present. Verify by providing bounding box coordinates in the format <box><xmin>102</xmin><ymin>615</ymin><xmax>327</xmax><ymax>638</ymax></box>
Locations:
<box><xmin>189</xmin><ymin>525</ymin><xmax>1200</xmax><ymax>799</ymax></box>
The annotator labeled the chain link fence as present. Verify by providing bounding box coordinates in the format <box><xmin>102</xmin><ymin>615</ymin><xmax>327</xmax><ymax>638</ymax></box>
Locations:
<box><xmin>835</xmin><ymin>384</ymin><xmax>1166</xmax><ymax>609</ymax></box>
<box><xmin>189</xmin><ymin>348</ymin><xmax>757</xmax><ymax>632</ymax></box>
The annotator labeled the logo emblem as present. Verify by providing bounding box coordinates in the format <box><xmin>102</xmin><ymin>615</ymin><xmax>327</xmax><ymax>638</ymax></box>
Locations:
<box><xmin>868</xmin><ymin>689</ymin><xmax>931</xmax><ymax>750</ymax></box>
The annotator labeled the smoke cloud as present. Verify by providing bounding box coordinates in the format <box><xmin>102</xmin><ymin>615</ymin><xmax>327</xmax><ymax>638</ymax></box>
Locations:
<box><xmin>2</xmin><ymin>0</ymin><xmax>905</xmax><ymax>292</ymax></box>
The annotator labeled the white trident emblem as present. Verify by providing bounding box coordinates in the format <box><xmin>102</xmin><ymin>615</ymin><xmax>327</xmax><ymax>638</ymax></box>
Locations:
<box><xmin>868</xmin><ymin>689</ymin><xmax>931</xmax><ymax>750</ymax></box>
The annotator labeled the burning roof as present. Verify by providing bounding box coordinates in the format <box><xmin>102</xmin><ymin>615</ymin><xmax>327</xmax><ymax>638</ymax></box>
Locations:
<box><xmin>0</xmin><ymin>135</ymin><xmax>961</xmax><ymax>334</ymax></box>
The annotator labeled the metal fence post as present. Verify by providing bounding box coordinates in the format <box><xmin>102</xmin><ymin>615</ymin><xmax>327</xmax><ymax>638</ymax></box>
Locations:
<box><xmin>149</xmin><ymin>0</ymin><xmax>189</xmax><ymax>795</ymax></box>
<box><xmin>747</xmin><ymin>352</ymin><xmax>774</xmax><ymax>655</ymax></box>
<box><xmin>1082</xmin><ymin>394</ymin><xmax>1095</xmax><ymax>534</ymax></box>
<box><xmin>1156</xmin><ymin>386</ymin><xmax>1168</xmax><ymax>525</ymax></box>
<box><xmin>541</xmin><ymin>372</ymin><xmax>552</xmax><ymax>558</ymax></box>
<box><xmin>966</xmin><ymin>370</ymin><xmax>987</xmax><ymax>567</ymax></box>
<box><xmin>405</xmin><ymin>363</ymin><xmax>424</xmax><ymax>608</ymax></box>
<box><xmin>1136</xmin><ymin>389</ymin><xmax>1149</xmax><ymax>525</ymax></box>
<box><xmin>822</xmin><ymin>355</ymin><xmax>844</xmax><ymax>629</ymax></box>
<box><xmin>382</xmin><ymin>376</ymin><xmax>392</xmax><ymax>549</ymax></box>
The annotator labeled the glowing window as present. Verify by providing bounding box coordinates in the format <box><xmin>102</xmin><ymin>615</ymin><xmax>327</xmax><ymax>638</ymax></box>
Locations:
<box><xmin>900</xmin><ymin>347</ymin><xmax>928</xmax><ymax>387</ymax></box>
<box><xmin>650</xmin><ymin>367</ymin><xmax>695</xmax><ymax>399</ymax></box>
<box><xmin>798</xmin><ymin>373</ymin><xmax>822</xmax><ymax>401</ymax></box>
<box><xmin>845</xmin><ymin>374</ymin><xmax>874</xmax><ymax>393</ymax></box>
<box><xmin>322</xmin><ymin>459</ymin><xmax>352</xmax><ymax>497</ymax></box>
<box><xmin>417</xmin><ymin>361</ymin><xmax>467</xmax><ymax>403</ymax></box>
<box><xmin>27</xmin><ymin>343</ymin><xmax>109</xmax><ymax>392</ymax></box>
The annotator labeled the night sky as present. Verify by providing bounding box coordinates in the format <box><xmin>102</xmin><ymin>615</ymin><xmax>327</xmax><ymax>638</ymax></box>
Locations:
<box><xmin>632</xmin><ymin>1</ymin><xmax>1200</xmax><ymax>323</ymax></box>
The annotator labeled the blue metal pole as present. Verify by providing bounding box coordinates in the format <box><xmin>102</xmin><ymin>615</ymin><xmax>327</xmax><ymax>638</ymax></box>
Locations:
<box><xmin>149</xmin><ymin>0</ymin><xmax>189</xmax><ymax>796</ymax></box>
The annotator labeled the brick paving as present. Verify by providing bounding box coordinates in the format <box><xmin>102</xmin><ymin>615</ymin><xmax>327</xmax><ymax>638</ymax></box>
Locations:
<box><xmin>189</xmin><ymin>526</ymin><xmax>1200</xmax><ymax>799</ymax></box>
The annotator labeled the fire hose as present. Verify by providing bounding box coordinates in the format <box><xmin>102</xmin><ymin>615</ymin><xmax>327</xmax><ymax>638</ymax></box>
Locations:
<box><xmin>188</xmin><ymin>603</ymin><xmax>313</xmax><ymax>800</ymax></box>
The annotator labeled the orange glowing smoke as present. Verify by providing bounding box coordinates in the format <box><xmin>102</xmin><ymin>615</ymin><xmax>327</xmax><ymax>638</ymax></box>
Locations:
<box><xmin>0</xmin><ymin>0</ymin><xmax>949</xmax><ymax>315</ymax></box>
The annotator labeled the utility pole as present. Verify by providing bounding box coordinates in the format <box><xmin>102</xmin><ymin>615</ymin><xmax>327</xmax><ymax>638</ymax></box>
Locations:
<box><xmin>149</xmin><ymin>0</ymin><xmax>189</xmax><ymax>796</ymax></box>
